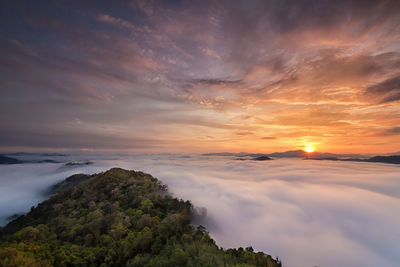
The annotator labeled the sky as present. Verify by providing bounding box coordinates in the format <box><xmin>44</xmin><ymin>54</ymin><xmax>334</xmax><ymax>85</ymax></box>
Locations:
<box><xmin>1</xmin><ymin>0</ymin><xmax>400</xmax><ymax>153</ymax></box>
<box><xmin>1</xmin><ymin>154</ymin><xmax>399</xmax><ymax>267</ymax></box>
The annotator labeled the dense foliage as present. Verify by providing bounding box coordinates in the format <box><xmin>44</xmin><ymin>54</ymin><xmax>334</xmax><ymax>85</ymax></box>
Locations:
<box><xmin>0</xmin><ymin>168</ymin><xmax>281</xmax><ymax>267</ymax></box>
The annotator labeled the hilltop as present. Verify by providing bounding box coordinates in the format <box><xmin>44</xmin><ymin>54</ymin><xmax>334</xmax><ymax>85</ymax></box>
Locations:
<box><xmin>0</xmin><ymin>168</ymin><xmax>281</xmax><ymax>267</ymax></box>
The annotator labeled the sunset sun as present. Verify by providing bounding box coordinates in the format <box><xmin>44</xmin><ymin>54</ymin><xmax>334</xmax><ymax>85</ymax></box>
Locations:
<box><xmin>304</xmin><ymin>146</ymin><xmax>314</xmax><ymax>153</ymax></box>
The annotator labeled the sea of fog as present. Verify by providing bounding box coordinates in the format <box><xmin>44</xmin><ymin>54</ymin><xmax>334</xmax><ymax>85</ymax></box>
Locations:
<box><xmin>0</xmin><ymin>154</ymin><xmax>399</xmax><ymax>267</ymax></box>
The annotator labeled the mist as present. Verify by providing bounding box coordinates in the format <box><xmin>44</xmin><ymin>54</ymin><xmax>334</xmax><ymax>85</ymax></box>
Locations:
<box><xmin>0</xmin><ymin>154</ymin><xmax>399</xmax><ymax>267</ymax></box>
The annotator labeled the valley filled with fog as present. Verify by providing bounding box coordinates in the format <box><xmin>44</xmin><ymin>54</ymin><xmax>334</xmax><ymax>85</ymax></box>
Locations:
<box><xmin>0</xmin><ymin>154</ymin><xmax>399</xmax><ymax>267</ymax></box>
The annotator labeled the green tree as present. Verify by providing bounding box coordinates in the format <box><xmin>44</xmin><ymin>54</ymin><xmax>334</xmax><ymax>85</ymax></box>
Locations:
<box><xmin>140</xmin><ymin>199</ymin><xmax>154</xmax><ymax>213</ymax></box>
<box><xmin>170</xmin><ymin>248</ymin><xmax>188</xmax><ymax>266</ymax></box>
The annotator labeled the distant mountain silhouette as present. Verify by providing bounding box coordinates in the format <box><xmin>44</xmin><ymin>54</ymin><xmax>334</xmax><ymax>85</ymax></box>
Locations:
<box><xmin>202</xmin><ymin>150</ymin><xmax>400</xmax><ymax>165</ymax></box>
<box><xmin>253</xmin><ymin>156</ymin><xmax>273</xmax><ymax>161</ymax></box>
<box><xmin>5</xmin><ymin>152</ymin><xmax>69</xmax><ymax>157</ymax></box>
<box><xmin>0</xmin><ymin>155</ymin><xmax>59</xmax><ymax>164</ymax></box>
<box><xmin>64</xmin><ymin>161</ymin><xmax>93</xmax><ymax>166</ymax></box>
<box><xmin>365</xmin><ymin>155</ymin><xmax>400</xmax><ymax>164</ymax></box>
<box><xmin>309</xmin><ymin>155</ymin><xmax>400</xmax><ymax>165</ymax></box>
<box><xmin>268</xmin><ymin>150</ymin><xmax>307</xmax><ymax>158</ymax></box>
<box><xmin>0</xmin><ymin>155</ymin><xmax>25</xmax><ymax>164</ymax></box>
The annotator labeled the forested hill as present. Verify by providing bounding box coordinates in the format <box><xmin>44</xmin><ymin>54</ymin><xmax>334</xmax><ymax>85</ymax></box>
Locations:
<box><xmin>0</xmin><ymin>168</ymin><xmax>281</xmax><ymax>267</ymax></box>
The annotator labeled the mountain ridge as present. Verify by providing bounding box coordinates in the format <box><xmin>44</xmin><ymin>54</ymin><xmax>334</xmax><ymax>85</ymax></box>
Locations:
<box><xmin>0</xmin><ymin>168</ymin><xmax>281</xmax><ymax>267</ymax></box>
<box><xmin>203</xmin><ymin>150</ymin><xmax>400</xmax><ymax>164</ymax></box>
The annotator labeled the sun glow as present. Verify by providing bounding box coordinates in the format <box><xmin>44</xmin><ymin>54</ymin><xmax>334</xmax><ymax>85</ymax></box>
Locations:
<box><xmin>304</xmin><ymin>146</ymin><xmax>314</xmax><ymax>153</ymax></box>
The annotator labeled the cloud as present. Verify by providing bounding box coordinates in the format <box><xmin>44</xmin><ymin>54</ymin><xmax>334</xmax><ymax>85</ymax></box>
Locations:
<box><xmin>365</xmin><ymin>75</ymin><xmax>400</xmax><ymax>103</ymax></box>
<box><xmin>1</xmin><ymin>0</ymin><xmax>400</xmax><ymax>152</ymax></box>
<box><xmin>0</xmin><ymin>155</ymin><xmax>399</xmax><ymax>267</ymax></box>
<box><xmin>270</xmin><ymin>109</ymin><xmax>350</xmax><ymax>127</ymax></box>
<box><xmin>236</xmin><ymin>131</ymin><xmax>254</xmax><ymax>136</ymax></box>
<box><xmin>382</xmin><ymin>126</ymin><xmax>400</xmax><ymax>136</ymax></box>
<box><xmin>261</xmin><ymin>136</ymin><xmax>277</xmax><ymax>140</ymax></box>
<box><xmin>97</xmin><ymin>14</ymin><xmax>135</xmax><ymax>29</ymax></box>
<box><xmin>0</xmin><ymin>130</ymin><xmax>166</xmax><ymax>151</ymax></box>
<box><xmin>130</xmin><ymin>0</ymin><xmax>155</xmax><ymax>16</ymax></box>
<box><xmin>189</xmin><ymin>78</ymin><xmax>242</xmax><ymax>86</ymax></box>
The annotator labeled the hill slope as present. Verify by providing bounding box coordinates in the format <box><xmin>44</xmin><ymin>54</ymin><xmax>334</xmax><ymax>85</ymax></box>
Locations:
<box><xmin>0</xmin><ymin>168</ymin><xmax>281</xmax><ymax>267</ymax></box>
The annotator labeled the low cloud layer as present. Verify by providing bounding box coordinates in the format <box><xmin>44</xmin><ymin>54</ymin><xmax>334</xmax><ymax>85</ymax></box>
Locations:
<box><xmin>0</xmin><ymin>154</ymin><xmax>399</xmax><ymax>267</ymax></box>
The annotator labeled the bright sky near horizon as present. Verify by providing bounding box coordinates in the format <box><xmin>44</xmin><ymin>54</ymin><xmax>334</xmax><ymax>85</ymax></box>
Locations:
<box><xmin>1</xmin><ymin>0</ymin><xmax>400</xmax><ymax>153</ymax></box>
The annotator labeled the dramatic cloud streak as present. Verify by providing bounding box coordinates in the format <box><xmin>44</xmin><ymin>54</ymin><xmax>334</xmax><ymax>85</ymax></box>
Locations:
<box><xmin>1</xmin><ymin>155</ymin><xmax>399</xmax><ymax>266</ymax></box>
<box><xmin>1</xmin><ymin>0</ymin><xmax>400</xmax><ymax>153</ymax></box>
